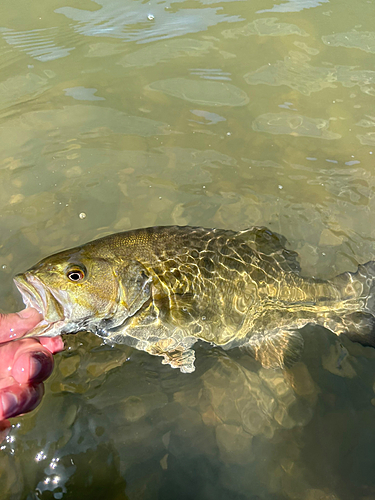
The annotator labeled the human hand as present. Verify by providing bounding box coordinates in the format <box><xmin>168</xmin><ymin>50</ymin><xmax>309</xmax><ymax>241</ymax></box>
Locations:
<box><xmin>0</xmin><ymin>308</ymin><xmax>64</xmax><ymax>439</ymax></box>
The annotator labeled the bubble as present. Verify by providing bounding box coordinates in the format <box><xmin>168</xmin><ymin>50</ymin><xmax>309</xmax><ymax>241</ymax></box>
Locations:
<box><xmin>147</xmin><ymin>14</ymin><xmax>154</xmax><ymax>20</ymax></box>
<box><xmin>50</xmin><ymin>457</ymin><xmax>60</xmax><ymax>469</ymax></box>
<box><xmin>35</xmin><ymin>451</ymin><xmax>47</xmax><ymax>462</ymax></box>
<box><xmin>79</xmin><ymin>212</ymin><xmax>86</xmax><ymax>219</ymax></box>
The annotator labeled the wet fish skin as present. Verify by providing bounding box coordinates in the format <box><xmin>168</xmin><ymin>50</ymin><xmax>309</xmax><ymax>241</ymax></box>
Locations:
<box><xmin>13</xmin><ymin>226</ymin><xmax>375</xmax><ymax>373</ymax></box>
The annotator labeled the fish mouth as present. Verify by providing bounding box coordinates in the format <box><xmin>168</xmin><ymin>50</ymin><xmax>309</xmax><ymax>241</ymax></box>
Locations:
<box><xmin>14</xmin><ymin>274</ymin><xmax>44</xmax><ymax>314</ymax></box>
<box><xmin>14</xmin><ymin>273</ymin><xmax>66</xmax><ymax>337</ymax></box>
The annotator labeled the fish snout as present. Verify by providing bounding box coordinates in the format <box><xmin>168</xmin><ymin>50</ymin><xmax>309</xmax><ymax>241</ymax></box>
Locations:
<box><xmin>14</xmin><ymin>273</ymin><xmax>65</xmax><ymax>322</ymax></box>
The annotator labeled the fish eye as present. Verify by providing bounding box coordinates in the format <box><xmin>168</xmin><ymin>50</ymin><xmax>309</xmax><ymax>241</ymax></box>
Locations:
<box><xmin>66</xmin><ymin>266</ymin><xmax>86</xmax><ymax>282</ymax></box>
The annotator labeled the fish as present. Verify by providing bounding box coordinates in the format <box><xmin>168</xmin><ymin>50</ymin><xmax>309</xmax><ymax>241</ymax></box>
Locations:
<box><xmin>13</xmin><ymin>225</ymin><xmax>375</xmax><ymax>373</ymax></box>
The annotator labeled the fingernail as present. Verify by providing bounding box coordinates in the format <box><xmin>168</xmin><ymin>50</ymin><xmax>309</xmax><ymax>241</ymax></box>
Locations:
<box><xmin>29</xmin><ymin>353</ymin><xmax>50</xmax><ymax>381</ymax></box>
<box><xmin>1</xmin><ymin>392</ymin><xmax>18</xmax><ymax>419</ymax></box>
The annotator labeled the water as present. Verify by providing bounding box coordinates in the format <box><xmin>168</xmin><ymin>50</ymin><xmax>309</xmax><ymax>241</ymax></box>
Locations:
<box><xmin>1</xmin><ymin>0</ymin><xmax>375</xmax><ymax>498</ymax></box>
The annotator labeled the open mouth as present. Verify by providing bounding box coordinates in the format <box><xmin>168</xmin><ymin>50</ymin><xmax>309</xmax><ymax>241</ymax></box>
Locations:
<box><xmin>14</xmin><ymin>274</ymin><xmax>45</xmax><ymax>314</ymax></box>
<box><xmin>14</xmin><ymin>273</ymin><xmax>65</xmax><ymax>324</ymax></box>
<box><xmin>13</xmin><ymin>273</ymin><xmax>69</xmax><ymax>338</ymax></box>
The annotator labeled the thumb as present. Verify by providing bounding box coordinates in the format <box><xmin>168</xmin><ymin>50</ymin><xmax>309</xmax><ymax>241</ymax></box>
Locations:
<box><xmin>0</xmin><ymin>309</ymin><xmax>42</xmax><ymax>343</ymax></box>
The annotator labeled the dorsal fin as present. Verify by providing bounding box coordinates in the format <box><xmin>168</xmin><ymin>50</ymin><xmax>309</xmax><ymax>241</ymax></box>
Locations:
<box><xmin>149</xmin><ymin>225</ymin><xmax>301</xmax><ymax>274</ymax></box>
<box><xmin>235</xmin><ymin>226</ymin><xmax>301</xmax><ymax>274</ymax></box>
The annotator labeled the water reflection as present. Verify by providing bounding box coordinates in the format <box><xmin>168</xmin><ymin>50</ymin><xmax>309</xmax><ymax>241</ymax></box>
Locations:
<box><xmin>222</xmin><ymin>17</ymin><xmax>309</xmax><ymax>38</ymax></box>
<box><xmin>117</xmin><ymin>39</ymin><xmax>215</xmax><ymax>68</ymax></box>
<box><xmin>244</xmin><ymin>50</ymin><xmax>375</xmax><ymax>97</ymax></box>
<box><xmin>322</xmin><ymin>31</ymin><xmax>375</xmax><ymax>55</ymax></box>
<box><xmin>148</xmin><ymin>78</ymin><xmax>249</xmax><ymax>106</ymax></box>
<box><xmin>1</xmin><ymin>328</ymin><xmax>375</xmax><ymax>499</ymax></box>
<box><xmin>258</xmin><ymin>0</ymin><xmax>330</xmax><ymax>14</ymax></box>
<box><xmin>56</xmin><ymin>0</ymin><xmax>241</xmax><ymax>43</ymax></box>
<box><xmin>252</xmin><ymin>112</ymin><xmax>341</xmax><ymax>139</ymax></box>
<box><xmin>0</xmin><ymin>27</ymin><xmax>75</xmax><ymax>62</ymax></box>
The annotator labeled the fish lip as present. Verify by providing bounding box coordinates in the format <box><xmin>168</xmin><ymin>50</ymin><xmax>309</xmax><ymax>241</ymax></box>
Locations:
<box><xmin>14</xmin><ymin>274</ymin><xmax>44</xmax><ymax>314</ymax></box>
<box><xmin>14</xmin><ymin>273</ymin><xmax>65</xmax><ymax>322</ymax></box>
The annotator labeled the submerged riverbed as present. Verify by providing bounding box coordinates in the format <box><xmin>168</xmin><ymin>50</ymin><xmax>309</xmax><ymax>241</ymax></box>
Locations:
<box><xmin>1</xmin><ymin>0</ymin><xmax>375</xmax><ymax>498</ymax></box>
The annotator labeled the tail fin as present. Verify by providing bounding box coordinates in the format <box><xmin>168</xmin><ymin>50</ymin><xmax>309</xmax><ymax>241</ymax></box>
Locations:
<box><xmin>338</xmin><ymin>311</ymin><xmax>375</xmax><ymax>348</ymax></box>
<box><xmin>356</xmin><ymin>261</ymin><xmax>375</xmax><ymax>314</ymax></box>
<box><xmin>331</xmin><ymin>261</ymin><xmax>375</xmax><ymax>348</ymax></box>
<box><xmin>333</xmin><ymin>261</ymin><xmax>375</xmax><ymax>313</ymax></box>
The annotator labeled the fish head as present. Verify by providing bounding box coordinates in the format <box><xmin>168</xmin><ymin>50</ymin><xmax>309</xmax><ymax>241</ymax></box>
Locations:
<box><xmin>14</xmin><ymin>246</ymin><xmax>153</xmax><ymax>338</ymax></box>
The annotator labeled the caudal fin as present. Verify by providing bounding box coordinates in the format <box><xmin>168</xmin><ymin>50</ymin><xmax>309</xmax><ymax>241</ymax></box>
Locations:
<box><xmin>332</xmin><ymin>261</ymin><xmax>375</xmax><ymax>348</ymax></box>
<box><xmin>333</xmin><ymin>261</ymin><xmax>375</xmax><ymax>312</ymax></box>
<box><xmin>355</xmin><ymin>261</ymin><xmax>375</xmax><ymax>314</ymax></box>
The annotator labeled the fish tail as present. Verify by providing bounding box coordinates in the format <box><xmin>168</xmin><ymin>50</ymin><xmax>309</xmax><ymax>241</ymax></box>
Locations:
<box><xmin>355</xmin><ymin>261</ymin><xmax>375</xmax><ymax>314</ymax></box>
<box><xmin>330</xmin><ymin>261</ymin><xmax>375</xmax><ymax>348</ymax></box>
<box><xmin>334</xmin><ymin>261</ymin><xmax>375</xmax><ymax>313</ymax></box>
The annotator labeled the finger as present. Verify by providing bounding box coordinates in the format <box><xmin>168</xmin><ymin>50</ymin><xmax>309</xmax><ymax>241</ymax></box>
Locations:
<box><xmin>0</xmin><ymin>383</ymin><xmax>44</xmax><ymax>420</ymax></box>
<box><xmin>40</xmin><ymin>336</ymin><xmax>65</xmax><ymax>354</ymax></box>
<box><xmin>0</xmin><ymin>309</ymin><xmax>42</xmax><ymax>343</ymax></box>
<box><xmin>0</xmin><ymin>339</ymin><xmax>53</xmax><ymax>385</ymax></box>
<box><xmin>12</xmin><ymin>347</ymin><xmax>54</xmax><ymax>384</ymax></box>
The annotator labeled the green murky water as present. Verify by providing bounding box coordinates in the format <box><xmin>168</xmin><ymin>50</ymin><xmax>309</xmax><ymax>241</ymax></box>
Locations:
<box><xmin>1</xmin><ymin>0</ymin><xmax>375</xmax><ymax>498</ymax></box>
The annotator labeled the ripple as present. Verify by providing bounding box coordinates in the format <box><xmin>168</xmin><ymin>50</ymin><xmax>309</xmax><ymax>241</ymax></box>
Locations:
<box><xmin>323</xmin><ymin>31</ymin><xmax>375</xmax><ymax>54</ymax></box>
<box><xmin>0</xmin><ymin>27</ymin><xmax>75</xmax><ymax>62</ymax></box>
<box><xmin>148</xmin><ymin>77</ymin><xmax>249</xmax><ymax>106</ymax></box>
<box><xmin>245</xmin><ymin>50</ymin><xmax>375</xmax><ymax>96</ymax></box>
<box><xmin>63</xmin><ymin>87</ymin><xmax>105</xmax><ymax>101</ymax></box>
<box><xmin>252</xmin><ymin>112</ymin><xmax>341</xmax><ymax>140</ymax></box>
<box><xmin>56</xmin><ymin>0</ymin><xmax>241</xmax><ymax>44</ymax></box>
<box><xmin>118</xmin><ymin>38</ymin><xmax>214</xmax><ymax>68</ymax></box>
<box><xmin>0</xmin><ymin>72</ymin><xmax>49</xmax><ymax>111</ymax></box>
<box><xmin>257</xmin><ymin>0</ymin><xmax>329</xmax><ymax>13</ymax></box>
<box><xmin>222</xmin><ymin>17</ymin><xmax>309</xmax><ymax>39</ymax></box>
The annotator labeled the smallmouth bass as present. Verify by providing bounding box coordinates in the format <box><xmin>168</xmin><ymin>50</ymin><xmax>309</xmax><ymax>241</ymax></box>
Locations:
<box><xmin>14</xmin><ymin>225</ymin><xmax>375</xmax><ymax>373</ymax></box>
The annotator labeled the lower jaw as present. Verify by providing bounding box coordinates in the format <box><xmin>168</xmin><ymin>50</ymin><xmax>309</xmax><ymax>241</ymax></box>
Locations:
<box><xmin>21</xmin><ymin>318</ymin><xmax>65</xmax><ymax>338</ymax></box>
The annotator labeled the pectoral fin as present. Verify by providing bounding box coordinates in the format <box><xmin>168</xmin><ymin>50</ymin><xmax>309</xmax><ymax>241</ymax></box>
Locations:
<box><xmin>245</xmin><ymin>329</ymin><xmax>304</xmax><ymax>369</ymax></box>
<box><xmin>146</xmin><ymin>344</ymin><xmax>196</xmax><ymax>373</ymax></box>
<box><xmin>156</xmin><ymin>292</ymin><xmax>199</xmax><ymax>325</ymax></box>
<box><xmin>116</xmin><ymin>261</ymin><xmax>152</xmax><ymax>316</ymax></box>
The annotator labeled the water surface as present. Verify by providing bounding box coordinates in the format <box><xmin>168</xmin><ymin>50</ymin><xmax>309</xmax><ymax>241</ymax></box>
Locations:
<box><xmin>1</xmin><ymin>0</ymin><xmax>375</xmax><ymax>498</ymax></box>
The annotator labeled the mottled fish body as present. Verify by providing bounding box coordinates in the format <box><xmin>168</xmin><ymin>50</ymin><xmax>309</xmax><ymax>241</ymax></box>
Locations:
<box><xmin>14</xmin><ymin>226</ymin><xmax>375</xmax><ymax>372</ymax></box>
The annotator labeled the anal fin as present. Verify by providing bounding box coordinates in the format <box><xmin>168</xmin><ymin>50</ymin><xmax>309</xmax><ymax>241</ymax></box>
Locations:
<box><xmin>244</xmin><ymin>329</ymin><xmax>304</xmax><ymax>369</ymax></box>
